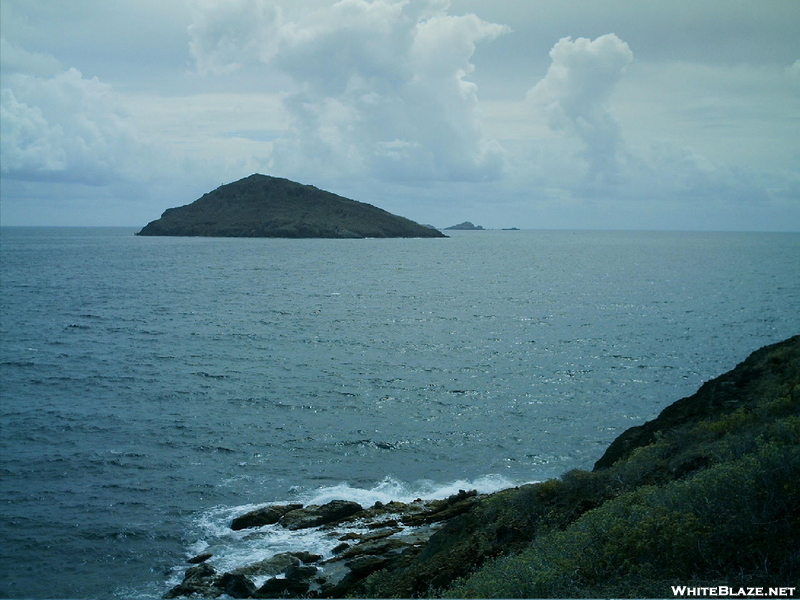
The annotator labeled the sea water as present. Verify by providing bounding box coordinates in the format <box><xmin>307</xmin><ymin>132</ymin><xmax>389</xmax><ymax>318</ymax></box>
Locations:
<box><xmin>0</xmin><ymin>227</ymin><xmax>798</xmax><ymax>599</ymax></box>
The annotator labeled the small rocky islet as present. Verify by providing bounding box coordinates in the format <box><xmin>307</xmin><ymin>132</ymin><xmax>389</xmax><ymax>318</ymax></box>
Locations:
<box><xmin>444</xmin><ymin>221</ymin><xmax>484</xmax><ymax>230</ymax></box>
<box><xmin>136</xmin><ymin>174</ymin><xmax>446</xmax><ymax>239</ymax></box>
<box><xmin>165</xmin><ymin>335</ymin><xmax>799</xmax><ymax>598</ymax></box>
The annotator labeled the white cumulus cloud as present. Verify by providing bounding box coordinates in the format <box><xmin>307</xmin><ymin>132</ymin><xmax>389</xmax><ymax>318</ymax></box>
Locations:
<box><xmin>1</xmin><ymin>49</ymin><xmax>160</xmax><ymax>185</ymax></box>
<box><xmin>527</xmin><ymin>34</ymin><xmax>633</xmax><ymax>184</ymax></box>
<box><xmin>188</xmin><ymin>0</ymin><xmax>509</xmax><ymax>182</ymax></box>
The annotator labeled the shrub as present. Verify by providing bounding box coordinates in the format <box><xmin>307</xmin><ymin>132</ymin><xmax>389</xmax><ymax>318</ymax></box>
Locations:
<box><xmin>447</xmin><ymin>441</ymin><xmax>800</xmax><ymax>598</ymax></box>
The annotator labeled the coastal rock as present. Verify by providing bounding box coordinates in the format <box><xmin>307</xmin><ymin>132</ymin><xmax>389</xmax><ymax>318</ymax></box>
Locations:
<box><xmin>318</xmin><ymin>555</ymin><xmax>394</xmax><ymax>598</ymax></box>
<box><xmin>186</xmin><ymin>552</ymin><xmax>212</xmax><ymax>564</ymax></box>
<box><xmin>215</xmin><ymin>572</ymin><xmax>256</xmax><ymax>598</ymax></box>
<box><xmin>290</xmin><ymin>551</ymin><xmax>324</xmax><ymax>564</ymax></box>
<box><xmin>164</xmin><ymin>563</ymin><xmax>219</xmax><ymax>599</ymax></box>
<box><xmin>400</xmin><ymin>489</ymin><xmax>477</xmax><ymax>526</ymax></box>
<box><xmin>230</xmin><ymin>503</ymin><xmax>303</xmax><ymax>530</ymax></box>
<box><xmin>285</xmin><ymin>564</ymin><xmax>318</xmax><ymax>580</ymax></box>
<box><xmin>230</xmin><ymin>552</ymin><xmax>301</xmax><ymax>578</ymax></box>
<box><xmin>256</xmin><ymin>577</ymin><xmax>310</xmax><ymax>598</ymax></box>
<box><xmin>331</xmin><ymin>537</ymin><xmax>412</xmax><ymax>561</ymax></box>
<box><xmin>280</xmin><ymin>499</ymin><xmax>364</xmax><ymax>530</ymax></box>
<box><xmin>136</xmin><ymin>174</ymin><xmax>447</xmax><ymax>239</ymax></box>
<box><xmin>345</xmin><ymin>554</ymin><xmax>393</xmax><ymax>577</ymax></box>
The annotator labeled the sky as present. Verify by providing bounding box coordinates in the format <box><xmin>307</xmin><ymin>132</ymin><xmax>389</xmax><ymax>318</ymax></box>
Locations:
<box><xmin>1</xmin><ymin>0</ymin><xmax>799</xmax><ymax>231</ymax></box>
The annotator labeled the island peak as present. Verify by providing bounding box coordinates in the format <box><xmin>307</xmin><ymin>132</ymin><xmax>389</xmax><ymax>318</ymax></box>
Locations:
<box><xmin>444</xmin><ymin>221</ymin><xmax>484</xmax><ymax>230</ymax></box>
<box><xmin>136</xmin><ymin>174</ymin><xmax>446</xmax><ymax>239</ymax></box>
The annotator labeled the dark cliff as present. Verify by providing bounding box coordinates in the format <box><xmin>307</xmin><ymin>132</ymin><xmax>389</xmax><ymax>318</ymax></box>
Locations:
<box><xmin>137</xmin><ymin>174</ymin><xmax>446</xmax><ymax>239</ymax></box>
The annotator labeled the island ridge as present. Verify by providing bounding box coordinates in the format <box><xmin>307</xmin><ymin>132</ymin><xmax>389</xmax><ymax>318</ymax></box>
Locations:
<box><xmin>137</xmin><ymin>174</ymin><xmax>446</xmax><ymax>239</ymax></box>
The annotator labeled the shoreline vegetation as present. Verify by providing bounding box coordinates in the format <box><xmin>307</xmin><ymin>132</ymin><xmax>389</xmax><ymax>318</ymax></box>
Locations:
<box><xmin>166</xmin><ymin>335</ymin><xmax>799</xmax><ymax>599</ymax></box>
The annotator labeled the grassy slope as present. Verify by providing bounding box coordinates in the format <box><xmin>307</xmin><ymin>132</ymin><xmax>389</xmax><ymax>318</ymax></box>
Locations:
<box><xmin>360</xmin><ymin>336</ymin><xmax>799</xmax><ymax>598</ymax></box>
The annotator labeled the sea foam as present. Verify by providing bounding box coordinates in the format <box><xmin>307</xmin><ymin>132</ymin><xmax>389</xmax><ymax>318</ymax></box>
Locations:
<box><xmin>174</xmin><ymin>475</ymin><xmax>529</xmax><ymax>588</ymax></box>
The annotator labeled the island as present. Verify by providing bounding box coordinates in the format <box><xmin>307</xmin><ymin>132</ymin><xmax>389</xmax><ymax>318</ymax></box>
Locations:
<box><xmin>444</xmin><ymin>221</ymin><xmax>484</xmax><ymax>230</ymax></box>
<box><xmin>136</xmin><ymin>174</ymin><xmax>446</xmax><ymax>239</ymax></box>
<box><xmin>164</xmin><ymin>335</ymin><xmax>799</xmax><ymax>599</ymax></box>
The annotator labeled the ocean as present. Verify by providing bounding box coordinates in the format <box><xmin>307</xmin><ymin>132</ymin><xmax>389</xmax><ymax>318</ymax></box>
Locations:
<box><xmin>0</xmin><ymin>227</ymin><xmax>798</xmax><ymax>599</ymax></box>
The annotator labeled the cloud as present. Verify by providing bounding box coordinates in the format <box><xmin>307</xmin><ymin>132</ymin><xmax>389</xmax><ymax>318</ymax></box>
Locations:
<box><xmin>1</xmin><ymin>56</ymin><xmax>159</xmax><ymax>185</ymax></box>
<box><xmin>0</xmin><ymin>37</ymin><xmax>63</xmax><ymax>77</ymax></box>
<box><xmin>787</xmin><ymin>59</ymin><xmax>800</xmax><ymax>86</ymax></box>
<box><xmin>527</xmin><ymin>34</ymin><xmax>633</xmax><ymax>184</ymax></box>
<box><xmin>188</xmin><ymin>0</ymin><xmax>285</xmax><ymax>75</ymax></box>
<box><xmin>515</xmin><ymin>34</ymin><xmax>795</xmax><ymax>223</ymax></box>
<box><xmin>188</xmin><ymin>0</ymin><xmax>509</xmax><ymax>182</ymax></box>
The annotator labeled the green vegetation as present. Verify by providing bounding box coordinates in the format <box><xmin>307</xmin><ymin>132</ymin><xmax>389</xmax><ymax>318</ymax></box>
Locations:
<box><xmin>448</xmin><ymin>415</ymin><xmax>799</xmax><ymax>597</ymax></box>
<box><xmin>359</xmin><ymin>336</ymin><xmax>799</xmax><ymax>598</ymax></box>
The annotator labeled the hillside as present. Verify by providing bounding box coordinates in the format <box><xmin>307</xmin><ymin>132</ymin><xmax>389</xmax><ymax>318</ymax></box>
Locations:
<box><xmin>136</xmin><ymin>175</ymin><xmax>446</xmax><ymax>239</ymax></box>
<box><xmin>364</xmin><ymin>335</ymin><xmax>800</xmax><ymax>598</ymax></box>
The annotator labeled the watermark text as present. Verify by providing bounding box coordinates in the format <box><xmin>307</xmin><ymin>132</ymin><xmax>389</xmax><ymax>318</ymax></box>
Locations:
<box><xmin>672</xmin><ymin>586</ymin><xmax>796</xmax><ymax>597</ymax></box>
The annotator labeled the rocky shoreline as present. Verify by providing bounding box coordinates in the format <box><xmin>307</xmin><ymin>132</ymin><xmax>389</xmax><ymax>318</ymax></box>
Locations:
<box><xmin>166</xmin><ymin>491</ymin><xmax>479</xmax><ymax>598</ymax></box>
<box><xmin>165</xmin><ymin>335</ymin><xmax>799</xmax><ymax>598</ymax></box>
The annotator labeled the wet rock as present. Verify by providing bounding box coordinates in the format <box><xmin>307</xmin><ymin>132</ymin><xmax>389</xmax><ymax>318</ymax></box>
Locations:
<box><xmin>345</xmin><ymin>554</ymin><xmax>392</xmax><ymax>577</ymax></box>
<box><xmin>187</xmin><ymin>552</ymin><xmax>213</xmax><ymax>564</ymax></box>
<box><xmin>447</xmin><ymin>489</ymin><xmax>478</xmax><ymax>504</ymax></box>
<box><xmin>400</xmin><ymin>490</ymin><xmax>477</xmax><ymax>526</ymax></box>
<box><xmin>285</xmin><ymin>564</ymin><xmax>318</xmax><ymax>581</ymax></box>
<box><xmin>231</xmin><ymin>552</ymin><xmax>301</xmax><ymax>578</ymax></box>
<box><xmin>333</xmin><ymin>537</ymin><xmax>411</xmax><ymax>561</ymax></box>
<box><xmin>216</xmin><ymin>572</ymin><xmax>257</xmax><ymax>598</ymax></box>
<box><xmin>256</xmin><ymin>577</ymin><xmax>310</xmax><ymax>598</ymax></box>
<box><xmin>185</xmin><ymin>562</ymin><xmax>216</xmax><ymax>580</ymax></box>
<box><xmin>281</xmin><ymin>500</ymin><xmax>363</xmax><ymax>530</ymax></box>
<box><xmin>231</xmin><ymin>503</ymin><xmax>303</xmax><ymax>530</ymax></box>
<box><xmin>332</xmin><ymin>542</ymin><xmax>350</xmax><ymax>555</ymax></box>
<box><xmin>360</xmin><ymin>527</ymin><xmax>403</xmax><ymax>540</ymax></box>
<box><xmin>289</xmin><ymin>550</ymin><xmax>323</xmax><ymax>564</ymax></box>
<box><xmin>166</xmin><ymin>492</ymin><xmax>482</xmax><ymax>598</ymax></box>
<box><xmin>367</xmin><ymin>518</ymin><xmax>399</xmax><ymax>529</ymax></box>
<box><xmin>319</xmin><ymin>555</ymin><xmax>397</xmax><ymax>598</ymax></box>
<box><xmin>164</xmin><ymin>563</ymin><xmax>218</xmax><ymax>599</ymax></box>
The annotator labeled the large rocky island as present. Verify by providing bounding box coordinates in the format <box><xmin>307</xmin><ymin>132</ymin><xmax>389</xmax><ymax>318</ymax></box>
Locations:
<box><xmin>137</xmin><ymin>174</ymin><xmax>446</xmax><ymax>239</ymax></box>
<box><xmin>165</xmin><ymin>336</ymin><xmax>799</xmax><ymax>598</ymax></box>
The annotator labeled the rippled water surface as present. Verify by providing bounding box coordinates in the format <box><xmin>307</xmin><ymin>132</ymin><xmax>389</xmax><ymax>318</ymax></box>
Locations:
<box><xmin>1</xmin><ymin>227</ymin><xmax>798</xmax><ymax>598</ymax></box>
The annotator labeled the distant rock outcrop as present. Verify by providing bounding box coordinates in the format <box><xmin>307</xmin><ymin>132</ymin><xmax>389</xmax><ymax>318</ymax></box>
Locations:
<box><xmin>136</xmin><ymin>174</ymin><xmax>446</xmax><ymax>239</ymax></box>
<box><xmin>444</xmin><ymin>221</ymin><xmax>484</xmax><ymax>230</ymax></box>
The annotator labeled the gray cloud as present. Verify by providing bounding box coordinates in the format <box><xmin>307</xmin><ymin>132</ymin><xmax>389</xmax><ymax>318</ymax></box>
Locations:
<box><xmin>0</xmin><ymin>37</ymin><xmax>62</xmax><ymax>77</ymax></box>
<box><xmin>0</xmin><ymin>58</ymin><xmax>159</xmax><ymax>185</ymax></box>
<box><xmin>188</xmin><ymin>0</ymin><xmax>508</xmax><ymax>182</ymax></box>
